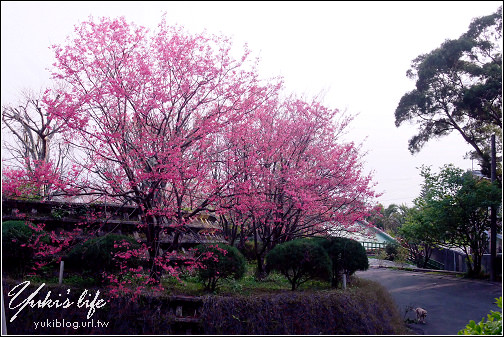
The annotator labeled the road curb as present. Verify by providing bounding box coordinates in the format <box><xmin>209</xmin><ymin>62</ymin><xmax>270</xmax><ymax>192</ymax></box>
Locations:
<box><xmin>370</xmin><ymin>265</ymin><xmax>466</xmax><ymax>276</ymax></box>
<box><xmin>369</xmin><ymin>265</ymin><xmax>503</xmax><ymax>286</ymax></box>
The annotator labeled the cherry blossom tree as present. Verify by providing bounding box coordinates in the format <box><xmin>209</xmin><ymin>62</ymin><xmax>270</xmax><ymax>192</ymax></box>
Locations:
<box><xmin>4</xmin><ymin>15</ymin><xmax>378</xmax><ymax>293</ymax></box>
<box><xmin>215</xmin><ymin>95</ymin><xmax>378</xmax><ymax>276</ymax></box>
<box><xmin>46</xmin><ymin>16</ymin><xmax>279</xmax><ymax>284</ymax></box>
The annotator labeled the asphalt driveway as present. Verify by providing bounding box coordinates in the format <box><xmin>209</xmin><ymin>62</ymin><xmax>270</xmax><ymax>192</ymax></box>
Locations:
<box><xmin>356</xmin><ymin>267</ymin><xmax>502</xmax><ymax>335</ymax></box>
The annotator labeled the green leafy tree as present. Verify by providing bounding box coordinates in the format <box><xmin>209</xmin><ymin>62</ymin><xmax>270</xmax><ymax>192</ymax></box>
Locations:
<box><xmin>399</xmin><ymin>206</ymin><xmax>440</xmax><ymax>268</ymax></box>
<box><xmin>416</xmin><ymin>164</ymin><xmax>501</xmax><ymax>276</ymax></box>
<box><xmin>395</xmin><ymin>7</ymin><xmax>502</xmax><ymax>178</ymax></box>
<box><xmin>266</xmin><ymin>239</ymin><xmax>331</xmax><ymax>290</ymax></box>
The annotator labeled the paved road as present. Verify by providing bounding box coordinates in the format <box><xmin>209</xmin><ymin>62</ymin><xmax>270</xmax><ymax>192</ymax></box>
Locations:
<box><xmin>356</xmin><ymin>267</ymin><xmax>502</xmax><ymax>335</ymax></box>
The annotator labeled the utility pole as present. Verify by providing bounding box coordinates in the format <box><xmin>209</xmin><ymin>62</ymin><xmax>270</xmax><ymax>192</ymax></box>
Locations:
<box><xmin>490</xmin><ymin>134</ymin><xmax>497</xmax><ymax>282</ymax></box>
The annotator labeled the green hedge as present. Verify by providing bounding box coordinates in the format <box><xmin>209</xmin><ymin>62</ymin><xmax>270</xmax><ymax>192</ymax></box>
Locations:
<box><xmin>65</xmin><ymin>234</ymin><xmax>140</xmax><ymax>274</ymax></box>
<box><xmin>2</xmin><ymin>221</ymin><xmax>40</xmax><ymax>277</ymax></box>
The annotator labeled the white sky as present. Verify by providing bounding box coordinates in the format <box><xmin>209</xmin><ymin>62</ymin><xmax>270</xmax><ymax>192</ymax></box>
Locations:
<box><xmin>1</xmin><ymin>1</ymin><xmax>501</xmax><ymax>207</ymax></box>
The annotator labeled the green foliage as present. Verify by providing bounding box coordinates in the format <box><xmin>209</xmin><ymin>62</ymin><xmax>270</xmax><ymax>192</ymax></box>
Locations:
<box><xmin>266</xmin><ymin>239</ymin><xmax>331</xmax><ymax>290</ymax></box>
<box><xmin>238</xmin><ymin>239</ymin><xmax>262</xmax><ymax>261</ymax></box>
<box><xmin>367</xmin><ymin>203</ymin><xmax>409</xmax><ymax>235</ymax></box>
<box><xmin>50</xmin><ymin>205</ymin><xmax>70</xmax><ymax>220</ymax></box>
<box><xmin>399</xmin><ymin>206</ymin><xmax>440</xmax><ymax>245</ymax></box>
<box><xmin>196</xmin><ymin>243</ymin><xmax>246</xmax><ymax>292</ymax></box>
<box><xmin>385</xmin><ymin>242</ymin><xmax>399</xmax><ymax>261</ymax></box>
<box><xmin>376</xmin><ymin>249</ymin><xmax>388</xmax><ymax>264</ymax></box>
<box><xmin>458</xmin><ymin>297</ymin><xmax>502</xmax><ymax>335</ymax></box>
<box><xmin>2</xmin><ymin>180</ymin><xmax>44</xmax><ymax>201</ymax></box>
<box><xmin>65</xmin><ymin>234</ymin><xmax>140</xmax><ymax>274</ymax></box>
<box><xmin>315</xmin><ymin>237</ymin><xmax>369</xmax><ymax>288</ymax></box>
<box><xmin>383</xmin><ymin>242</ymin><xmax>410</xmax><ymax>266</ymax></box>
<box><xmin>395</xmin><ymin>6</ymin><xmax>502</xmax><ymax>177</ymax></box>
<box><xmin>394</xmin><ymin>244</ymin><xmax>410</xmax><ymax>267</ymax></box>
<box><xmin>413</xmin><ymin>164</ymin><xmax>501</xmax><ymax>276</ymax></box>
<box><xmin>2</xmin><ymin>221</ymin><xmax>40</xmax><ymax>277</ymax></box>
<box><xmin>399</xmin><ymin>205</ymin><xmax>439</xmax><ymax>268</ymax></box>
<box><xmin>61</xmin><ymin>274</ymin><xmax>99</xmax><ymax>287</ymax></box>
<box><xmin>165</xmin><ymin>262</ymin><xmax>331</xmax><ymax>296</ymax></box>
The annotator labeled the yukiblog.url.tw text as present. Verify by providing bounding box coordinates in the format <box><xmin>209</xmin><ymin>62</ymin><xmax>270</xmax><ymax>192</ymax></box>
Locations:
<box><xmin>34</xmin><ymin>318</ymin><xmax>109</xmax><ymax>330</ymax></box>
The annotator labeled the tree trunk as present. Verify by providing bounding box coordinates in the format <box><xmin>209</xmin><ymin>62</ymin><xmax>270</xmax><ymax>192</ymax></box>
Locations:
<box><xmin>473</xmin><ymin>253</ymin><xmax>482</xmax><ymax>276</ymax></box>
<box><xmin>255</xmin><ymin>254</ymin><xmax>267</xmax><ymax>280</ymax></box>
<box><xmin>144</xmin><ymin>212</ymin><xmax>162</xmax><ymax>282</ymax></box>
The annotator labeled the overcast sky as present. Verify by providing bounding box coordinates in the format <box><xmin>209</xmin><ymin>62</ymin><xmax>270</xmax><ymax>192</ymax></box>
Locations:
<box><xmin>1</xmin><ymin>1</ymin><xmax>501</xmax><ymax>206</ymax></box>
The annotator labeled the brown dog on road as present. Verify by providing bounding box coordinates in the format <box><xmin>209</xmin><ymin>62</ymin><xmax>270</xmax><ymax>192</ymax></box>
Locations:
<box><xmin>415</xmin><ymin>307</ymin><xmax>427</xmax><ymax>323</ymax></box>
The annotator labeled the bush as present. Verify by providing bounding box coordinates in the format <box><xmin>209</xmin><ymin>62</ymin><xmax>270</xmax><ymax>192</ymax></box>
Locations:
<box><xmin>65</xmin><ymin>234</ymin><xmax>140</xmax><ymax>275</ymax></box>
<box><xmin>394</xmin><ymin>244</ymin><xmax>410</xmax><ymax>266</ymax></box>
<box><xmin>2</xmin><ymin>221</ymin><xmax>40</xmax><ymax>277</ymax></box>
<box><xmin>315</xmin><ymin>237</ymin><xmax>369</xmax><ymax>288</ymax></box>
<box><xmin>385</xmin><ymin>242</ymin><xmax>399</xmax><ymax>261</ymax></box>
<box><xmin>458</xmin><ymin>297</ymin><xmax>502</xmax><ymax>335</ymax></box>
<box><xmin>196</xmin><ymin>243</ymin><xmax>246</xmax><ymax>292</ymax></box>
<box><xmin>266</xmin><ymin>239</ymin><xmax>331</xmax><ymax>290</ymax></box>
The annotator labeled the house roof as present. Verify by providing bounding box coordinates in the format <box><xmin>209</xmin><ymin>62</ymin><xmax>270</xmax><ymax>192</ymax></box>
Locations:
<box><xmin>338</xmin><ymin>221</ymin><xmax>398</xmax><ymax>244</ymax></box>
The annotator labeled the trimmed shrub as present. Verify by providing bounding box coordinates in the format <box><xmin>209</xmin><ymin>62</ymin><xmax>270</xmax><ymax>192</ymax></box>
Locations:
<box><xmin>196</xmin><ymin>243</ymin><xmax>246</xmax><ymax>292</ymax></box>
<box><xmin>2</xmin><ymin>220</ymin><xmax>38</xmax><ymax>277</ymax></box>
<box><xmin>266</xmin><ymin>239</ymin><xmax>331</xmax><ymax>290</ymax></box>
<box><xmin>315</xmin><ymin>237</ymin><xmax>369</xmax><ymax>288</ymax></box>
<box><xmin>65</xmin><ymin>234</ymin><xmax>140</xmax><ymax>275</ymax></box>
